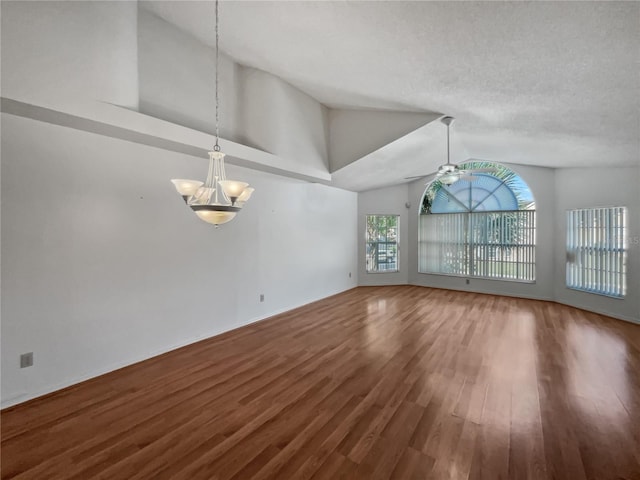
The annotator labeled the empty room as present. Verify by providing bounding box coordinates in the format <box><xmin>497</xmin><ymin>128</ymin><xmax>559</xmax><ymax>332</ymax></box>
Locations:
<box><xmin>1</xmin><ymin>1</ymin><xmax>639</xmax><ymax>479</ymax></box>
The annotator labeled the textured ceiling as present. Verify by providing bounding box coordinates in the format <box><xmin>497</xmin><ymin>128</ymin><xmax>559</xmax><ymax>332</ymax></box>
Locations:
<box><xmin>142</xmin><ymin>1</ymin><xmax>640</xmax><ymax>173</ymax></box>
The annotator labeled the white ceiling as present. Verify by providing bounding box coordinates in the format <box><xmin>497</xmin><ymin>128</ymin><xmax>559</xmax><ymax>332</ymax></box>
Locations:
<box><xmin>142</xmin><ymin>1</ymin><xmax>640</xmax><ymax>174</ymax></box>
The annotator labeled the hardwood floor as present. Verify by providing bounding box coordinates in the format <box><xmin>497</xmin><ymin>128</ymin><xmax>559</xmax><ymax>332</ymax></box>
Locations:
<box><xmin>2</xmin><ymin>286</ymin><xmax>639</xmax><ymax>480</ymax></box>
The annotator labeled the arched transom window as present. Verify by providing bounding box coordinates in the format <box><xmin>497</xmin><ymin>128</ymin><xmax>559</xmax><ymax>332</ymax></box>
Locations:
<box><xmin>419</xmin><ymin>161</ymin><xmax>536</xmax><ymax>282</ymax></box>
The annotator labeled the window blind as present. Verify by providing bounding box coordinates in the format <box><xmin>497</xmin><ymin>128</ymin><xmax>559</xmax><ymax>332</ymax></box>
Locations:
<box><xmin>419</xmin><ymin>210</ymin><xmax>536</xmax><ymax>281</ymax></box>
<box><xmin>566</xmin><ymin>207</ymin><xmax>627</xmax><ymax>298</ymax></box>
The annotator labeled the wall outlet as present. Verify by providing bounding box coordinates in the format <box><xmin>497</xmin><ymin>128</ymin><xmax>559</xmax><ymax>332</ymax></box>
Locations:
<box><xmin>20</xmin><ymin>352</ymin><xmax>33</xmax><ymax>368</ymax></box>
<box><xmin>260</xmin><ymin>294</ymin><xmax>264</xmax><ymax>302</ymax></box>
<box><xmin>465</xmin><ymin>279</ymin><xmax>470</xmax><ymax>285</ymax></box>
<box><xmin>349</xmin><ymin>272</ymin><xmax>352</xmax><ymax>278</ymax></box>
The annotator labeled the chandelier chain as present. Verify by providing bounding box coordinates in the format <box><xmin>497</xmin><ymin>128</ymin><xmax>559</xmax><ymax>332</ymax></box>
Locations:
<box><xmin>446</xmin><ymin>123</ymin><xmax>450</xmax><ymax>165</ymax></box>
<box><xmin>170</xmin><ymin>0</ymin><xmax>253</xmax><ymax>226</ymax></box>
<box><xmin>214</xmin><ymin>0</ymin><xmax>220</xmax><ymax>150</ymax></box>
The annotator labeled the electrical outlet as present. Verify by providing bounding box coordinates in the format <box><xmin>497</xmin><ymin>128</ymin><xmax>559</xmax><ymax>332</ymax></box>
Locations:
<box><xmin>260</xmin><ymin>294</ymin><xmax>264</xmax><ymax>302</ymax></box>
<box><xmin>349</xmin><ymin>272</ymin><xmax>352</xmax><ymax>278</ymax></box>
<box><xmin>20</xmin><ymin>352</ymin><xmax>33</xmax><ymax>368</ymax></box>
<box><xmin>465</xmin><ymin>279</ymin><xmax>470</xmax><ymax>285</ymax></box>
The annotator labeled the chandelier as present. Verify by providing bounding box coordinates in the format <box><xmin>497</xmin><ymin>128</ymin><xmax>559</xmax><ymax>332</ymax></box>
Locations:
<box><xmin>171</xmin><ymin>0</ymin><xmax>253</xmax><ymax>226</ymax></box>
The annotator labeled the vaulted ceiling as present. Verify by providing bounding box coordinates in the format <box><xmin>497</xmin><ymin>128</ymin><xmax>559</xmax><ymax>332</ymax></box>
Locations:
<box><xmin>142</xmin><ymin>1</ymin><xmax>639</xmax><ymax>180</ymax></box>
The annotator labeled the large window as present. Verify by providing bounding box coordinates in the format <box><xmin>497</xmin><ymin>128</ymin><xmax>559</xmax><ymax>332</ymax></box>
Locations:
<box><xmin>418</xmin><ymin>162</ymin><xmax>536</xmax><ymax>282</ymax></box>
<box><xmin>566</xmin><ymin>206</ymin><xmax>627</xmax><ymax>298</ymax></box>
<box><xmin>366</xmin><ymin>215</ymin><xmax>399</xmax><ymax>273</ymax></box>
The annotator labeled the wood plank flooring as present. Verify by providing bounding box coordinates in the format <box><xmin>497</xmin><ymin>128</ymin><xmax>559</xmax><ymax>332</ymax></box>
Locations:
<box><xmin>2</xmin><ymin>286</ymin><xmax>639</xmax><ymax>479</ymax></box>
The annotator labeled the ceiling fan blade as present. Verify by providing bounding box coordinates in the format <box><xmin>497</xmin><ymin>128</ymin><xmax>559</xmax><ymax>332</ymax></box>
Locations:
<box><xmin>405</xmin><ymin>174</ymin><xmax>431</xmax><ymax>180</ymax></box>
<box><xmin>405</xmin><ymin>170</ymin><xmax>440</xmax><ymax>180</ymax></box>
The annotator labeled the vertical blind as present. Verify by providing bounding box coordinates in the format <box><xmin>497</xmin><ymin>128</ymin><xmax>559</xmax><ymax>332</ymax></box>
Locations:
<box><xmin>419</xmin><ymin>210</ymin><xmax>536</xmax><ymax>281</ymax></box>
<box><xmin>566</xmin><ymin>206</ymin><xmax>627</xmax><ymax>298</ymax></box>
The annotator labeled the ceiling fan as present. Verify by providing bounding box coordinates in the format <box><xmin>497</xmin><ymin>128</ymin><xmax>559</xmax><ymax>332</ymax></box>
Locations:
<box><xmin>407</xmin><ymin>116</ymin><xmax>495</xmax><ymax>185</ymax></box>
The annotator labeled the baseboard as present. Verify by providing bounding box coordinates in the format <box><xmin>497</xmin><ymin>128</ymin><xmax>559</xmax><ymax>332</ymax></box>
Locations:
<box><xmin>0</xmin><ymin>330</ymin><xmax>215</xmax><ymax>410</ymax></box>
<box><xmin>407</xmin><ymin>283</ymin><xmax>640</xmax><ymax>324</ymax></box>
<box><xmin>554</xmin><ymin>300</ymin><xmax>639</xmax><ymax>325</ymax></box>
<box><xmin>2</xmin><ymin>284</ymin><xmax>633</xmax><ymax>409</ymax></box>
<box><xmin>0</xmin><ymin>392</ymin><xmax>28</xmax><ymax>408</ymax></box>
<box><xmin>407</xmin><ymin>282</ymin><xmax>554</xmax><ymax>302</ymax></box>
<box><xmin>1</xmin><ymin>286</ymin><xmax>358</xmax><ymax>410</ymax></box>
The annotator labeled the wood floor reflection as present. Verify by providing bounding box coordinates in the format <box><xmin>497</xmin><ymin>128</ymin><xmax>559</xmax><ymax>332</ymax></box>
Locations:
<box><xmin>2</xmin><ymin>286</ymin><xmax>639</xmax><ymax>479</ymax></box>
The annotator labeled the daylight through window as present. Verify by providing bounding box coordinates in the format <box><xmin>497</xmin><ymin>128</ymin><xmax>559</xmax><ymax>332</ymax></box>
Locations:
<box><xmin>418</xmin><ymin>162</ymin><xmax>536</xmax><ymax>282</ymax></box>
<box><xmin>566</xmin><ymin>206</ymin><xmax>627</xmax><ymax>298</ymax></box>
<box><xmin>366</xmin><ymin>215</ymin><xmax>399</xmax><ymax>273</ymax></box>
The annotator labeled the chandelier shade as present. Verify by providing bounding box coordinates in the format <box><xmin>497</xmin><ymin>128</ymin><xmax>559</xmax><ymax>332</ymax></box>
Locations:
<box><xmin>219</xmin><ymin>180</ymin><xmax>249</xmax><ymax>201</ymax></box>
<box><xmin>171</xmin><ymin>179</ymin><xmax>204</xmax><ymax>201</ymax></box>
<box><xmin>192</xmin><ymin>207</ymin><xmax>238</xmax><ymax>226</ymax></box>
<box><xmin>237</xmin><ymin>187</ymin><xmax>254</xmax><ymax>203</ymax></box>
<box><xmin>170</xmin><ymin>0</ymin><xmax>252</xmax><ymax>227</ymax></box>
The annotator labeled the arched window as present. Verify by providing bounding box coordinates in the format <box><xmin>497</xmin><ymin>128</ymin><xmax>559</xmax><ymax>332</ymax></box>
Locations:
<box><xmin>418</xmin><ymin>161</ymin><xmax>536</xmax><ymax>282</ymax></box>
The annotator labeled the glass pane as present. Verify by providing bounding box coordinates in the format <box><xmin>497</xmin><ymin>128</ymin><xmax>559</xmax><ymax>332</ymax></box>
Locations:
<box><xmin>566</xmin><ymin>206</ymin><xmax>626</xmax><ymax>297</ymax></box>
<box><xmin>419</xmin><ymin>210</ymin><xmax>536</xmax><ymax>281</ymax></box>
<box><xmin>366</xmin><ymin>215</ymin><xmax>399</xmax><ymax>273</ymax></box>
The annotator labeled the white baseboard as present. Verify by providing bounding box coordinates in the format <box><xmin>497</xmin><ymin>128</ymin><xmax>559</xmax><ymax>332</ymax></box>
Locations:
<box><xmin>1</xmin><ymin>331</ymin><xmax>215</xmax><ymax>409</ymax></box>
<box><xmin>408</xmin><ymin>282</ymin><xmax>554</xmax><ymax>302</ymax></box>
<box><xmin>554</xmin><ymin>300</ymin><xmax>639</xmax><ymax>325</ymax></box>
<box><xmin>1</xmin><ymin>286</ymin><xmax>356</xmax><ymax>410</ymax></box>
<box><xmin>4</xmin><ymin>285</ymin><xmax>633</xmax><ymax>410</ymax></box>
<box><xmin>407</xmin><ymin>283</ymin><xmax>639</xmax><ymax>325</ymax></box>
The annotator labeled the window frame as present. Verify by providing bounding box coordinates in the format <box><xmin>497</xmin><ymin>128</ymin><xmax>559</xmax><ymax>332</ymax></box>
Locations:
<box><xmin>566</xmin><ymin>206</ymin><xmax>627</xmax><ymax>298</ymax></box>
<box><xmin>365</xmin><ymin>214</ymin><xmax>400</xmax><ymax>274</ymax></box>
<box><xmin>418</xmin><ymin>163</ymin><xmax>536</xmax><ymax>283</ymax></box>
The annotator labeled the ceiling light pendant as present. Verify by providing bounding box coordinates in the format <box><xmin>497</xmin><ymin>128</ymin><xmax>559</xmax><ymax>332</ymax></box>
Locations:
<box><xmin>170</xmin><ymin>0</ymin><xmax>252</xmax><ymax>227</ymax></box>
<box><xmin>438</xmin><ymin>116</ymin><xmax>460</xmax><ymax>186</ymax></box>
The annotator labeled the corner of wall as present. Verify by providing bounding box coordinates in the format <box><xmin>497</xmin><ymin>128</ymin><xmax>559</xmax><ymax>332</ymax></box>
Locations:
<box><xmin>357</xmin><ymin>184</ymin><xmax>411</xmax><ymax>286</ymax></box>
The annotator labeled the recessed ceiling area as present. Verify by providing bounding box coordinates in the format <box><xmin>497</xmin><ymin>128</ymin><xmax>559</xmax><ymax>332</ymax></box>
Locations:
<box><xmin>142</xmin><ymin>1</ymin><xmax>640</xmax><ymax>174</ymax></box>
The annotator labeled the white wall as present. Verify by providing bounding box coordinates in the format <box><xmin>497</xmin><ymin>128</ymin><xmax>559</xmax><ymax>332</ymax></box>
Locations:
<box><xmin>1</xmin><ymin>0</ymin><xmax>353</xmax><ymax>408</ymax></box>
<box><xmin>2</xmin><ymin>2</ymin><xmax>331</xmax><ymax>176</ymax></box>
<box><xmin>0</xmin><ymin>114</ymin><xmax>357</xmax><ymax>407</ymax></box>
<box><xmin>359</xmin><ymin>164</ymin><xmax>640</xmax><ymax>324</ymax></box>
<box><xmin>137</xmin><ymin>9</ymin><xmax>241</xmax><ymax>141</ymax></box>
<box><xmin>137</xmin><ymin>8</ymin><xmax>329</xmax><ymax>174</ymax></box>
<box><xmin>3</xmin><ymin>0</ymin><xmax>637</xmax><ymax>412</ymax></box>
<box><xmin>554</xmin><ymin>167</ymin><xmax>640</xmax><ymax>323</ymax></box>
<box><xmin>1</xmin><ymin>1</ymin><xmax>139</xmax><ymax>108</ymax></box>
<box><xmin>407</xmin><ymin>164</ymin><xmax>556</xmax><ymax>300</ymax></box>
<box><xmin>357</xmin><ymin>184</ymin><xmax>410</xmax><ymax>286</ymax></box>
<box><xmin>239</xmin><ymin>66</ymin><xmax>329</xmax><ymax>172</ymax></box>
<box><xmin>328</xmin><ymin>110</ymin><xmax>439</xmax><ymax>172</ymax></box>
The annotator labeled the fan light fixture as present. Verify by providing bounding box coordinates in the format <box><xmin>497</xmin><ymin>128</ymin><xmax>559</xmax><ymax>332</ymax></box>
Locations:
<box><xmin>438</xmin><ymin>116</ymin><xmax>460</xmax><ymax>186</ymax></box>
<box><xmin>170</xmin><ymin>0</ymin><xmax>253</xmax><ymax>226</ymax></box>
<box><xmin>405</xmin><ymin>117</ymin><xmax>497</xmax><ymax>184</ymax></box>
